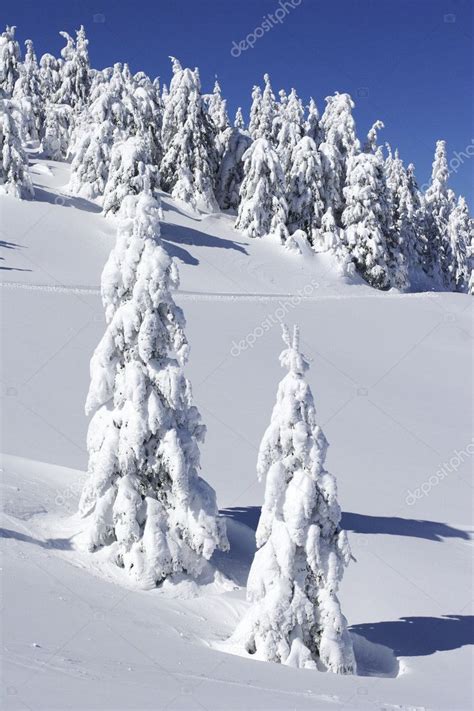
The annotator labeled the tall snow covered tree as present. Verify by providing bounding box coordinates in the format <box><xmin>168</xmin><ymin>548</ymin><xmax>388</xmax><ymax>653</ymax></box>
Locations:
<box><xmin>131</xmin><ymin>69</ymin><xmax>163</xmax><ymax>168</ymax></box>
<box><xmin>13</xmin><ymin>39</ymin><xmax>43</xmax><ymax>141</ymax></box>
<box><xmin>0</xmin><ymin>26</ymin><xmax>21</xmax><ymax>97</ymax></box>
<box><xmin>305</xmin><ymin>97</ymin><xmax>322</xmax><ymax>145</ymax></box>
<box><xmin>342</xmin><ymin>150</ymin><xmax>398</xmax><ymax>289</ymax></box>
<box><xmin>55</xmin><ymin>26</ymin><xmax>91</xmax><ymax>110</ymax></box>
<box><xmin>206</xmin><ymin>79</ymin><xmax>229</xmax><ymax>155</ymax></box>
<box><xmin>248</xmin><ymin>84</ymin><xmax>262</xmax><ymax>138</ymax></box>
<box><xmin>446</xmin><ymin>195</ymin><xmax>472</xmax><ymax>292</ymax></box>
<box><xmin>102</xmin><ymin>136</ymin><xmax>160</xmax><ymax>217</ymax></box>
<box><xmin>287</xmin><ymin>136</ymin><xmax>325</xmax><ymax>247</ymax></box>
<box><xmin>248</xmin><ymin>74</ymin><xmax>276</xmax><ymax>141</ymax></box>
<box><xmin>235</xmin><ymin>137</ymin><xmax>288</xmax><ymax>241</ymax></box>
<box><xmin>0</xmin><ymin>98</ymin><xmax>34</xmax><ymax>198</ymax></box>
<box><xmin>232</xmin><ymin>325</ymin><xmax>355</xmax><ymax>673</ymax></box>
<box><xmin>402</xmin><ymin>162</ymin><xmax>430</xmax><ymax>285</ymax></box>
<box><xmin>320</xmin><ymin>93</ymin><xmax>360</xmax><ymax>220</ymax></box>
<box><xmin>79</xmin><ymin>193</ymin><xmax>228</xmax><ymax>587</ymax></box>
<box><xmin>39</xmin><ymin>52</ymin><xmax>62</xmax><ymax>102</ymax></box>
<box><xmin>385</xmin><ymin>147</ymin><xmax>435</xmax><ymax>290</ymax></box>
<box><xmin>275</xmin><ymin>88</ymin><xmax>304</xmax><ymax>180</ymax></box>
<box><xmin>423</xmin><ymin>140</ymin><xmax>454</xmax><ymax>288</ymax></box>
<box><xmin>468</xmin><ymin>218</ymin><xmax>474</xmax><ymax>295</ymax></box>
<box><xmin>215</xmin><ymin>126</ymin><xmax>252</xmax><ymax>211</ymax></box>
<box><xmin>160</xmin><ymin>58</ymin><xmax>218</xmax><ymax>212</ymax></box>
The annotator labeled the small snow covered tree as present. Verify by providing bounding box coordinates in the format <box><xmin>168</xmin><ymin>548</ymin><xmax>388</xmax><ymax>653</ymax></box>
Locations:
<box><xmin>234</xmin><ymin>106</ymin><xmax>245</xmax><ymax>130</ymax></box>
<box><xmin>0</xmin><ymin>99</ymin><xmax>34</xmax><ymax>198</ymax></box>
<box><xmin>79</xmin><ymin>193</ymin><xmax>228</xmax><ymax>587</ymax></box>
<box><xmin>364</xmin><ymin>120</ymin><xmax>384</xmax><ymax>154</ymax></box>
<box><xmin>0</xmin><ymin>26</ymin><xmax>21</xmax><ymax>97</ymax></box>
<box><xmin>215</xmin><ymin>126</ymin><xmax>252</xmax><ymax>211</ymax></box>
<box><xmin>235</xmin><ymin>137</ymin><xmax>288</xmax><ymax>241</ymax></box>
<box><xmin>320</xmin><ymin>207</ymin><xmax>353</xmax><ymax>272</ymax></box>
<box><xmin>233</xmin><ymin>325</ymin><xmax>355</xmax><ymax>673</ymax></box>
<box><xmin>102</xmin><ymin>136</ymin><xmax>159</xmax><ymax>217</ymax></box>
<box><xmin>446</xmin><ymin>196</ymin><xmax>472</xmax><ymax>292</ymax></box>
<box><xmin>161</xmin><ymin>58</ymin><xmax>218</xmax><ymax>212</ymax></box>
<box><xmin>41</xmin><ymin>102</ymin><xmax>72</xmax><ymax>159</ymax></box>
<box><xmin>69</xmin><ymin>120</ymin><xmax>113</xmax><ymax>199</ymax></box>
<box><xmin>342</xmin><ymin>151</ymin><xmax>393</xmax><ymax>289</ymax></box>
<box><xmin>287</xmin><ymin>136</ymin><xmax>325</xmax><ymax>247</ymax></box>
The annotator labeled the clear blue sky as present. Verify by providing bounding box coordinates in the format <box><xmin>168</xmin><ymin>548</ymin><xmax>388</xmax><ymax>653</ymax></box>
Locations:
<box><xmin>8</xmin><ymin>0</ymin><xmax>473</xmax><ymax>205</ymax></box>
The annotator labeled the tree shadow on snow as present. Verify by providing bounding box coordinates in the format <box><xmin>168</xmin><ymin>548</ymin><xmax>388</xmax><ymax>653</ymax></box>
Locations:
<box><xmin>0</xmin><ymin>239</ymin><xmax>32</xmax><ymax>272</ymax></box>
<box><xmin>341</xmin><ymin>512</ymin><xmax>470</xmax><ymax>542</ymax></box>
<box><xmin>161</xmin><ymin>239</ymin><xmax>199</xmax><ymax>266</ymax></box>
<box><xmin>222</xmin><ymin>507</ymin><xmax>470</xmax><ymax>542</ymax></box>
<box><xmin>161</xmin><ymin>221</ymin><xmax>248</xmax><ymax>255</ymax></box>
<box><xmin>0</xmin><ymin>527</ymin><xmax>73</xmax><ymax>550</ymax></box>
<box><xmin>33</xmin><ymin>186</ymin><xmax>102</xmax><ymax>214</ymax></box>
<box><xmin>351</xmin><ymin>616</ymin><xmax>474</xmax><ymax>657</ymax></box>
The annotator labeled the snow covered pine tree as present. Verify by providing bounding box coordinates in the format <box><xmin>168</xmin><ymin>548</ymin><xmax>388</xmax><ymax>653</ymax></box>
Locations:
<box><xmin>235</xmin><ymin>137</ymin><xmax>288</xmax><ymax>241</ymax></box>
<box><xmin>102</xmin><ymin>135</ymin><xmax>159</xmax><ymax>216</ymax></box>
<box><xmin>232</xmin><ymin>325</ymin><xmax>355</xmax><ymax>673</ymax></box>
<box><xmin>79</xmin><ymin>193</ymin><xmax>228</xmax><ymax>587</ymax></box>
<box><xmin>0</xmin><ymin>98</ymin><xmax>34</xmax><ymax>198</ymax></box>
<box><xmin>160</xmin><ymin>57</ymin><xmax>218</xmax><ymax>212</ymax></box>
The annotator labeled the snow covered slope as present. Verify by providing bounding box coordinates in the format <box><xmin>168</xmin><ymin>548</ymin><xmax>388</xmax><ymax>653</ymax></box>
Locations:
<box><xmin>1</xmin><ymin>159</ymin><xmax>473</xmax><ymax>710</ymax></box>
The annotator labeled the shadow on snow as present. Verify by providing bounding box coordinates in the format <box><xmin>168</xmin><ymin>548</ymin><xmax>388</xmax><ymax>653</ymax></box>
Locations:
<box><xmin>221</xmin><ymin>506</ymin><xmax>470</xmax><ymax>542</ymax></box>
<box><xmin>351</xmin><ymin>616</ymin><xmax>474</xmax><ymax>657</ymax></box>
<box><xmin>0</xmin><ymin>239</ymin><xmax>32</xmax><ymax>272</ymax></box>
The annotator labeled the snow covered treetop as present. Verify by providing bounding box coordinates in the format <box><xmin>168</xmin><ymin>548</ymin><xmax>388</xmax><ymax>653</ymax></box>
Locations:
<box><xmin>280</xmin><ymin>324</ymin><xmax>309</xmax><ymax>376</ymax></box>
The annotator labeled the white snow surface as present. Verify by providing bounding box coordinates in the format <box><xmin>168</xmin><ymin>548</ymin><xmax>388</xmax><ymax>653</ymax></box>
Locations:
<box><xmin>1</xmin><ymin>158</ymin><xmax>473</xmax><ymax>710</ymax></box>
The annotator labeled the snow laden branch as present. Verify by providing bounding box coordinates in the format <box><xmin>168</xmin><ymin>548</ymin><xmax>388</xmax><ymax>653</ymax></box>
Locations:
<box><xmin>79</xmin><ymin>193</ymin><xmax>228</xmax><ymax>587</ymax></box>
<box><xmin>232</xmin><ymin>324</ymin><xmax>355</xmax><ymax>673</ymax></box>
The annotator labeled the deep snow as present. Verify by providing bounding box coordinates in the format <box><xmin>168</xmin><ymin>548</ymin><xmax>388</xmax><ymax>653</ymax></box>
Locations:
<box><xmin>1</xmin><ymin>158</ymin><xmax>473</xmax><ymax>710</ymax></box>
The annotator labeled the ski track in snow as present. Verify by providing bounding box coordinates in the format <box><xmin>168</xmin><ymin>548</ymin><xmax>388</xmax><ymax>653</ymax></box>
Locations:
<box><xmin>0</xmin><ymin>280</ymin><xmax>439</xmax><ymax>302</ymax></box>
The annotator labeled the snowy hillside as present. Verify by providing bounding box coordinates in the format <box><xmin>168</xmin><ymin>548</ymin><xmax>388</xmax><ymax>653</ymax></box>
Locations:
<box><xmin>1</xmin><ymin>159</ymin><xmax>473</xmax><ymax>710</ymax></box>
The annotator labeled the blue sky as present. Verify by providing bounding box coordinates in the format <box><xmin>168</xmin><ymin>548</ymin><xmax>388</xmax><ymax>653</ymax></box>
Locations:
<box><xmin>9</xmin><ymin>0</ymin><xmax>473</xmax><ymax>205</ymax></box>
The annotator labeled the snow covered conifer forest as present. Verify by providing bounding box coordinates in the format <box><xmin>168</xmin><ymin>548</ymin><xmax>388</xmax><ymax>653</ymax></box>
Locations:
<box><xmin>1</xmin><ymin>17</ymin><xmax>472</xmax><ymax>711</ymax></box>
<box><xmin>1</xmin><ymin>24</ymin><xmax>472</xmax><ymax>292</ymax></box>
